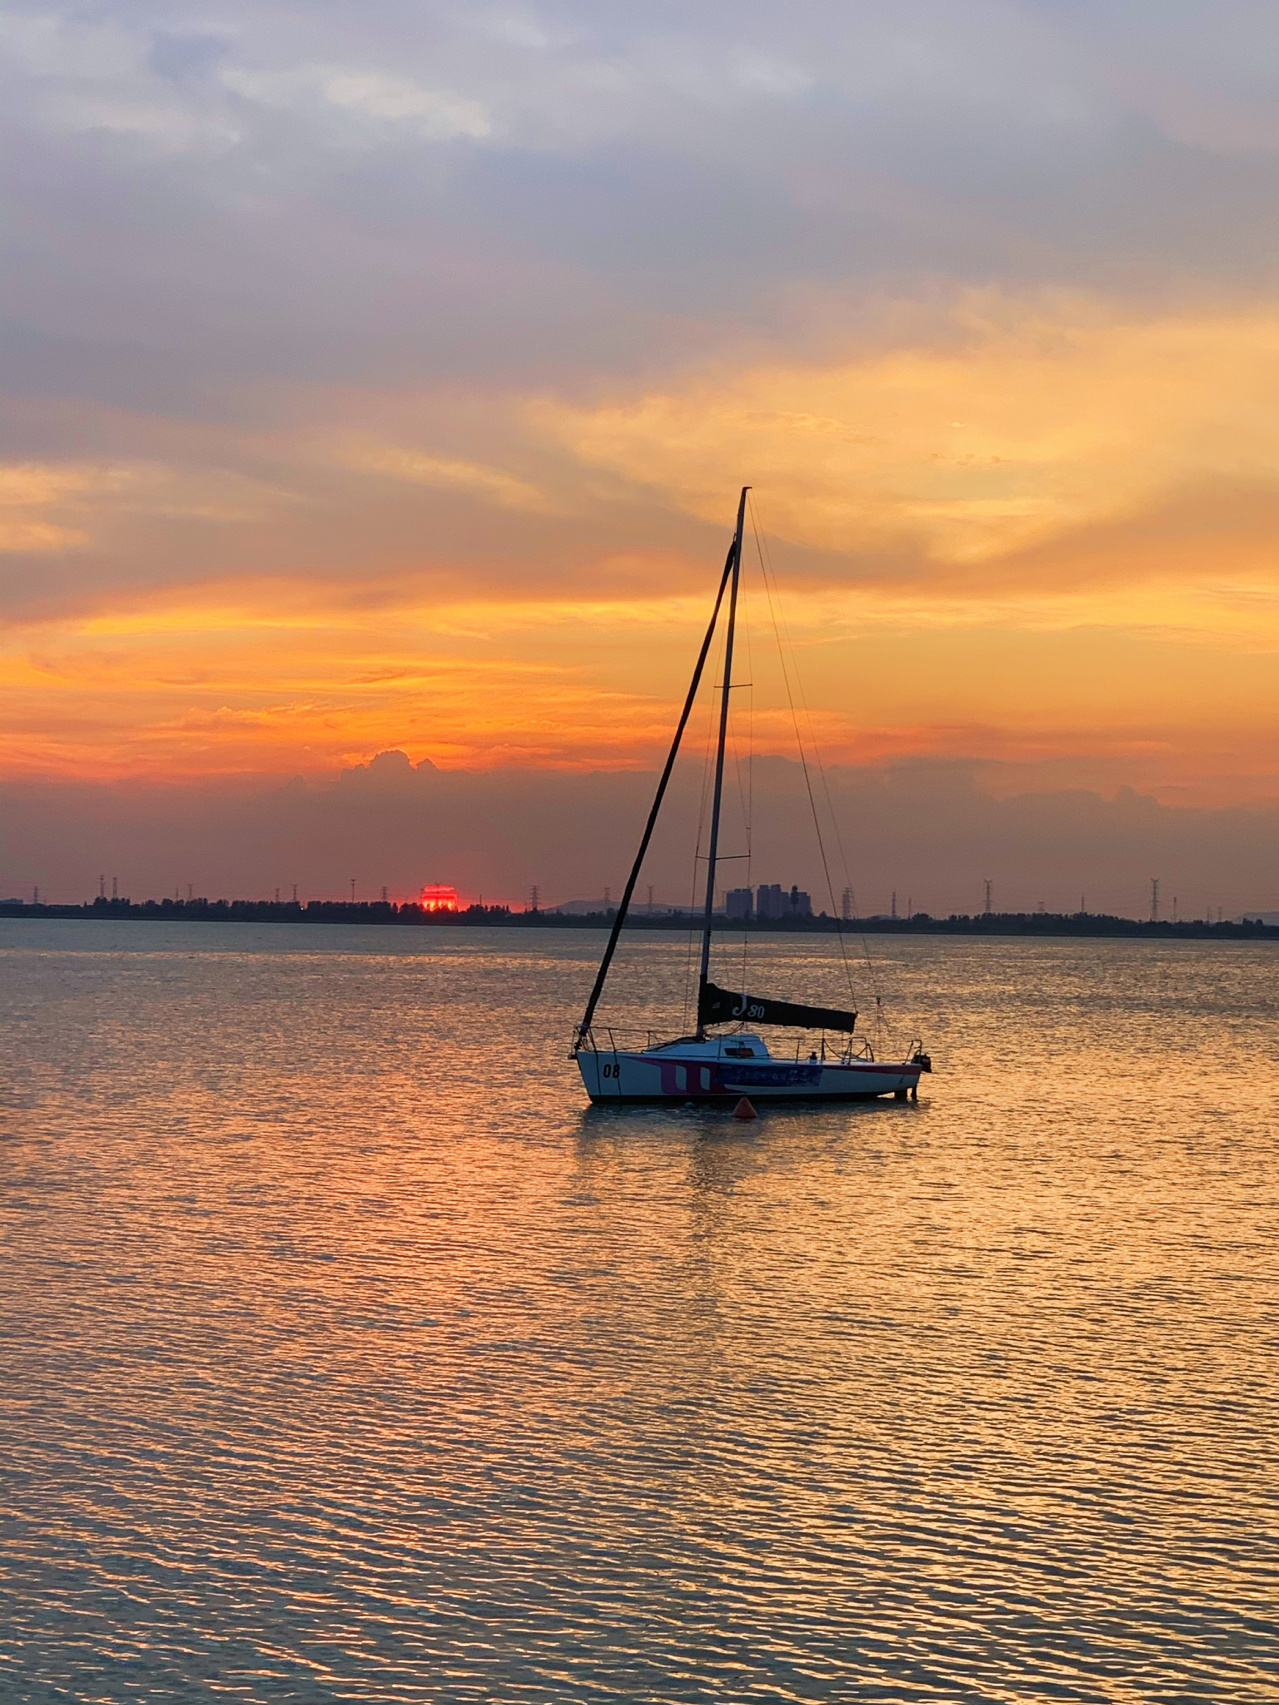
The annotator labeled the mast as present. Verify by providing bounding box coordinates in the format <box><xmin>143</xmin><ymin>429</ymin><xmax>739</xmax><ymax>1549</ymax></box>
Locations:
<box><xmin>573</xmin><ymin>534</ymin><xmax>737</xmax><ymax>1051</ymax></box>
<box><xmin>696</xmin><ymin>485</ymin><xmax>749</xmax><ymax>1037</ymax></box>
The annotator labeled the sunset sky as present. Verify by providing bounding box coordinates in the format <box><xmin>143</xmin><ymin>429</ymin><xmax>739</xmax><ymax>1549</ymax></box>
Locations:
<box><xmin>4</xmin><ymin>2</ymin><xmax>1279</xmax><ymax>908</ymax></box>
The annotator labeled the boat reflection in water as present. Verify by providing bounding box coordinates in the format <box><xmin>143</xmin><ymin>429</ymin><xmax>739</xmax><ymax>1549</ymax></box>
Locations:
<box><xmin>573</xmin><ymin>487</ymin><xmax>931</xmax><ymax>1106</ymax></box>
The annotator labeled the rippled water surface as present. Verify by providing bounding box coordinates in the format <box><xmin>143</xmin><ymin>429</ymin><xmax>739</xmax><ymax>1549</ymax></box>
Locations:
<box><xmin>3</xmin><ymin>920</ymin><xmax>1278</xmax><ymax>1703</ymax></box>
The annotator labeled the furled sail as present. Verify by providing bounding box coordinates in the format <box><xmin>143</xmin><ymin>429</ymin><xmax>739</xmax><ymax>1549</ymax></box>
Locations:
<box><xmin>698</xmin><ymin>979</ymin><xmax>858</xmax><ymax>1033</ymax></box>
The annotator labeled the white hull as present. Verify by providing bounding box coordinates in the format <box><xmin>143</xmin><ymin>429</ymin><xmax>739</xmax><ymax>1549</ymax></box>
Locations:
<box><xmin>577</xmin><ymin>1039</ymin><xmax>922</xmax><ymax>1104</ymax></box>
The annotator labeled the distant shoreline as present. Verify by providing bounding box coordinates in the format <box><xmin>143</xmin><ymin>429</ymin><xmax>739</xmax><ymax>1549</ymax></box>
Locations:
<box><xmin>2</xmin><ymin>899</ymin><xmax>1275</xmax><ymax>940</ymax></box>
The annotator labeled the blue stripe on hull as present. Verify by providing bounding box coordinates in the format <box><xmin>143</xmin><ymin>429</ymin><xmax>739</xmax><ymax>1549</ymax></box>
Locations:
<box><xmin>577</xmin><ymin>1051</ymin><xmax>921</xmax><ymax>1103</ymax></box>
<box><xmin>586</xmin><ymin>1089</ymin><xmax>914</xmax><ymax>1105</ymax></box>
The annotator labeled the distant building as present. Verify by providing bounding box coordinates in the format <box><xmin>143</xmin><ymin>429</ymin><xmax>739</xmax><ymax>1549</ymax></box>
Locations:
<box><xmin>725</xmin><ymin>887</ymin><xmax>753</xmax><ymax>919</ymax></box>
<box><xmin>755</xmin><ymin>882</ymin><xmax>813</xmax><ymax>919</ymax></box>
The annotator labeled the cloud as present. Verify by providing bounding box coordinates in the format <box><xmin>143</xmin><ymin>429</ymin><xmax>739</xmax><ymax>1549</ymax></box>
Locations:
<box><xmin>6</xmin><ymin>0</ymin><xmax>1279</xmax><ymax>814</ymax></box>
<box><xmin>4</xmin><ymin>572</ymin><xmax>1277</xmax><ymax>811</ymax></box>
<box><xmin>343</xmin><ymin>442</ymin><xmax>550</xmax><ymax>511</ymax></box>
<box><xmin>0</xmin><ymin>580</ymin><xmax>696</xmax><ymax>780</ymax></box>
<box><xmin>220</xmin><ymin>64</ymin><xmax>491</xmax><ymax>141</ymax></box>
<box><xmin>0</xmin><ymin>457</ymin><xmax>302</xmax><ymax>561</ymax></box>
<box><xmin>1</xmin><ymin>8</ymin><xmax>242</xmax><ymax>153</ymax></box>
<box><xmin>0</xmin><ymin>462</ymin><xmax>133</xmax><ymax>552</ymax></box>
<box><xmin>536</xmin><ymin>297</ymin><xmax>1279</xmax><ymax>573</ymax></box>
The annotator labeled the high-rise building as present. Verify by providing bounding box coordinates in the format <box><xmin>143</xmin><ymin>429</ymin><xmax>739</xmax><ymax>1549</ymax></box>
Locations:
<box><xmin>725</xmin><ymin>887</ymin><xmax>753</xmax><ymax>919</ymax></box>
<box><xmin>789</xmin><ymin>886</ymin><xmax>813</xmax><ymax>918</ymax></box>
<box><xmin>756</xmin><ymin>883</ymin><xmax>785</xmax><ymax>919</ymax></box>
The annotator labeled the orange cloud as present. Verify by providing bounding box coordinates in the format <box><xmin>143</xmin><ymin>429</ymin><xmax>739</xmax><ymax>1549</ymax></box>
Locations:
<box><xmin>0</xmin><ymin>462</ymin><xmax>129</xmax><ymax>552</ymax></box>
<box><xmin>0</xmin><ymin>455</ymin><xmax>299</xmax><ymax>559</ymax></box>
<box><xmin>535</xmin><ymin>296</ymin><xmax>1279</xmax><ymax>578</ymax></box>
<box><xmin>0</xmin><ymin>584</ymin><xmax>699</xmax><ymax>779</ymax></box>
<box><xmin>4</xmin><ymin>296</ymin><xmax>1279</xmax><ymax>806</ymax></box>
<box><xmin>340</xmin><ymin>441</ymin><xmax>552</xmax><ymax>511</ymax></box>
<box><xmin>3</xmin><ymin>569</ymin><xmax>1278</xmax><ymax>806</ymax></box>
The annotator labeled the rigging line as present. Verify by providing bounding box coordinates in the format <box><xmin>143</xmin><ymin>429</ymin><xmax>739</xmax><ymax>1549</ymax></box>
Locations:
<box><xmin>717</xmin><ymin>575</ymin><xmax>755</xmax><ymax>995</ymax></box>
<box><xmin>683</xmin><ymin>595</ymin><xmax>726</xmax><ymax>1029</ymax></box>
<box><xmin>749</xmin><ymin>495</ymin><xmax>885</xmax><ymax>1015</ymax></box>
<box><xmin>760</xmin><ymin>525</ymin><xmax>882</xmax><ymax>1022</ymax></box>
<box><xmin>720</xmin><ymin>600</ymin><xmax>755</xmax><ymax>1000</ymax></box>
<box><xmin>576</xmin><ymin>543</ymin><xmax>734</xmax><ymax>1048</ymax></box>
<box><xmin>696</xmin><ymin>485</ymin><xmax>748</xmax><ymax>1034</ymax></box>
<box><xmin>738</xmin><ymin>577</ymin><xmax>755</xmax><ymax>994</ymax></box>
<box><xmin>748</xmin><ymin>496</ymin><xmax>859</xmax><ymax>1008</ymax></box>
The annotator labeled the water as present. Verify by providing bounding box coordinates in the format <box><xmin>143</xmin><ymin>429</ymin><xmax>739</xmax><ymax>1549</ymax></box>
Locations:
<box><xmin>3</xmin><ymin>920</ymin><xmax>1277</xmax><ymax>1703</ymax></box>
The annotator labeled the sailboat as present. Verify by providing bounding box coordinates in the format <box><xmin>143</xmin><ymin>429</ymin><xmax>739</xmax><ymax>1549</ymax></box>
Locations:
<box><xmin>573</xmin><ymin>488</ymin><xmax>932</xmax><ymax>1105</ymax></box>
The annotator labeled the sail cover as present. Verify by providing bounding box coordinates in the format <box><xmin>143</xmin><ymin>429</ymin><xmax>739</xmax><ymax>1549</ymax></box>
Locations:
<box><xmin>698</xmin><ymin>979</ymin><xmax>858</xmax><ymax>1033</ymax></box>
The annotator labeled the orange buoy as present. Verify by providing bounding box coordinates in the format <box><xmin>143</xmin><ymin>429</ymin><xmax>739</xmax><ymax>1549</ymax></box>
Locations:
<box><xmin>733</xmin><ymin>1097</ymin><xmax>758</xmax><ymax>1120</ymax></box>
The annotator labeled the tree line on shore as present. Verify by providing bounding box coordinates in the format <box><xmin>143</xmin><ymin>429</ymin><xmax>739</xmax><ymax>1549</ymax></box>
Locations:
<box><xmin>0</xmin><ymin>895</ymin><xmax>1274</xmax><ymax>938</ymax></box>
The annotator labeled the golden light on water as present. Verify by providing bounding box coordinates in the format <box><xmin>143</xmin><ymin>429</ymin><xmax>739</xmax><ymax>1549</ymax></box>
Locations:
<box><xmin>5</xmin><ymin>925</ymin><xmax>1276</xmax><ymax>1695</ymax></box>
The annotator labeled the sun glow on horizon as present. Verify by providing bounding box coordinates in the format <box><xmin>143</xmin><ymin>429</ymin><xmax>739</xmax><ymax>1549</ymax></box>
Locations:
<box><xmin>3</xmin><ymin>553</ymin><xmax>1278</xmax><ymax>806</ymax></box>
